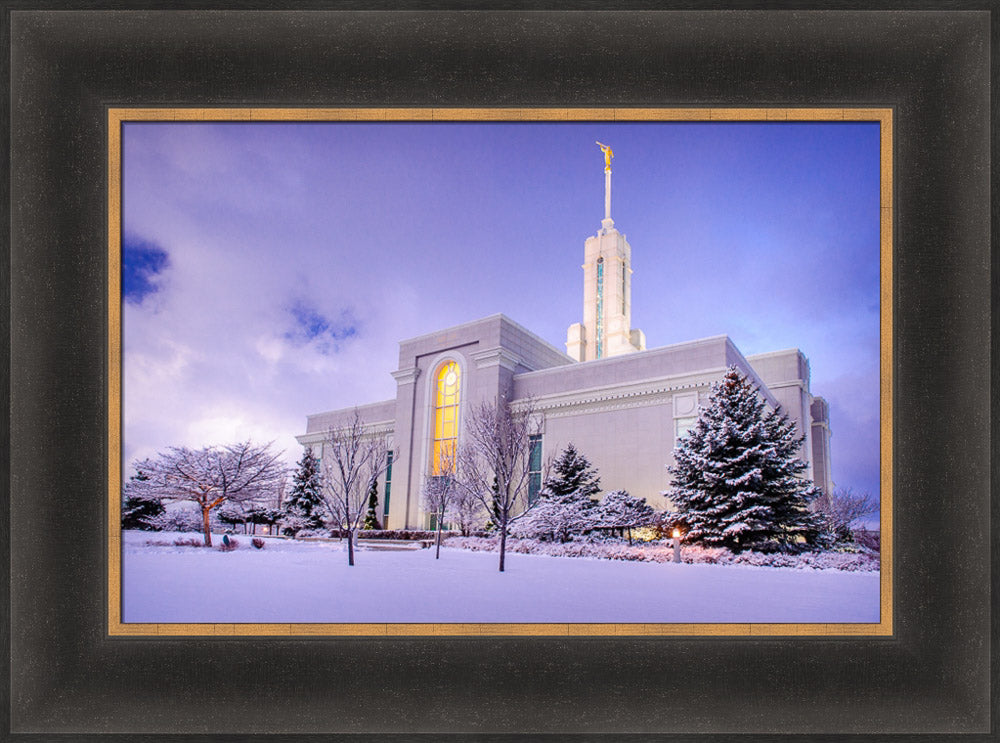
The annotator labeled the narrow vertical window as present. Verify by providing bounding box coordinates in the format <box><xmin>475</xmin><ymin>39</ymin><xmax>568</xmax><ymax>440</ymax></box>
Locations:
<box><xmin>528</xmin><ymin>434</ymin><xmax>543</xmax><ymax>503</ymax></box>
<box><xmin>432</xmin><ymin>361</ymin><xmax>461</xmax><ymax>475</ymax></box>
<box><xmin>383</xmin><ymin>450</ymin><xmax>393</xmax><ymax>519</ymax></box>
<box><xmin>621</xmin><ymin>262</ymin><xmax>627</xmax><ymax>315</ymax></box>
<box><xmin>596</xmin><ymin>257</ymin><xmax>604</xmax><ymax>358</ymax></box>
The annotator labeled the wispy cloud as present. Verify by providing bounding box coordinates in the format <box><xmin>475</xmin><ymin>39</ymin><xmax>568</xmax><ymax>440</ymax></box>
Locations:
<box><xmin>285</xmin><ymin>301</ymin><xmax>359</xmax><ymax>353</ymax></box>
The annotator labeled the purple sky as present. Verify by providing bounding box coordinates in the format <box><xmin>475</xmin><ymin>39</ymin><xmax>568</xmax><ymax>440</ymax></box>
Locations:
<box><xmin>122</xmin><ymin>121</ymin><xmax>881</xmax><ymax>500</ymax></box>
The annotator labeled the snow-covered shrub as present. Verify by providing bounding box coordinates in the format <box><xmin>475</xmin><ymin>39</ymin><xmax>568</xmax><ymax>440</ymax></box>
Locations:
<box><xmin>172</xmin><ymin>537</ymin><xmax>203</xmax><ymax>547</ymax></box>
<box><xmin>147</xmin><ymin>508</ymin><xmax>204</xmax><ymax>533</ymax></box>
<box><xmin>329</xmin><ymin>529</ymin><xmax>448</xmax><ymax>540</ymax></box>
<box><xmin>513</xmin><ymin>490</ymin><xmax>597</xmax><ymax>542</ymax></box>
<box><xmin>853</xmin><ymin>528</ymin><xmax>880</xmax><ymax>553</ymax></box>
<box><xmin>444</xmin><ymin>535</ymin><xmax>879</xmax><ymax>572</ymax></box>
<box><xmin>251</xmin><ymin>538</ymin><xmax>265</xmax><ymax>549</ymax></box>
<box><xmin>596</xmin><ymin>490</ymin><xmax>654</xmax><ymax>544</ymax></box>
<box><xmin>813</xmin><ymin>487</ymin><xmax>879</xmax><ymax>544</ymax></box>
<box><xmin>218</xmin><ymin>536</ymin><xmax>239</xmax><ymax>552</ymax></box>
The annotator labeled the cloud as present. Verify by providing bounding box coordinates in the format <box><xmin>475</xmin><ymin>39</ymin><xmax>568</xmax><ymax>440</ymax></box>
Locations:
<box><xmin>284</xmin><ymin>300</ymin><xmax>359</xmax><ymax>354</ymax></box>
<box><xmin>122</xmin><ymin>235</ymin><xmax>169</xmax><ymax>304</ymax></box>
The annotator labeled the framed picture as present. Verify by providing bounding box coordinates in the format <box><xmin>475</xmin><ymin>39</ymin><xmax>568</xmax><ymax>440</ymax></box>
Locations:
<box><xmin>109</xmin><ymin>107</ymin><xmax>890</xmax><ymax>637</ymax></box>
<box><xmin>7</xmin><ymin>6</ymin><xmax>992</xmax><ymax>739</ymax></box>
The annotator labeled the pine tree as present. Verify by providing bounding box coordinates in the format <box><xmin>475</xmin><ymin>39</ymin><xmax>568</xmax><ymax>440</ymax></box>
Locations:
<box><xmin>667</xmin><ymin>366</ymin><xmax>828</xmax><ymax>553</ymax></box>
<box><xmin>363</xmin><ymin>477</ymin><xmax>382</xmax><ymax>530</ymax></box>
<box><xmin>121</xmin><ymin>469</ymin><xmax>164</xmax><ymax>530</ymax></box>
<box><xmin>541</xmin><ymin>443</ymin><xmax>601</xmax><ymax>498</ymax></box>
<box><xmin>281</xmin><ymin>447</ymin><xmax>326</xmax><ymax>536</ymax></box>
<box><xmin>516</xmin><ymin>444</ymin><xmax>601</xmax><ymax>542</ymax></box>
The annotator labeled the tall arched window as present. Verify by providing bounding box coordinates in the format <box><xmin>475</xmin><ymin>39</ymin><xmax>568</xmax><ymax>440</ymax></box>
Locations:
<box><xmin>432</xmin><ymin>361</ymin><xmax>461</xmax><ymax>475</ymax></box>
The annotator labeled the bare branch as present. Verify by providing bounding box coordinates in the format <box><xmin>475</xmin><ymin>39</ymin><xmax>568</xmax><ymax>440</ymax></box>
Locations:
<box><xmin>318</xmin><ymin>409</ymin><xmax>393</xmax><ymax>565</ymax></box>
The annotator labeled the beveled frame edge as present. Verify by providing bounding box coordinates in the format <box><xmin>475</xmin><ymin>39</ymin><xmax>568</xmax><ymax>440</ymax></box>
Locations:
<box><xmin>107</xmin><ymin>106</ymin><xmax>893</xmax><ymax>638</ymax></box>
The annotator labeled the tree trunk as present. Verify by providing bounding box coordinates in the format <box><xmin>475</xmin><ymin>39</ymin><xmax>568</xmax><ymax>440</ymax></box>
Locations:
<box><xmin>201</xmin><ymin>506</ymin><xmax>212</xmax><ymax>547</ymax></box>
<box><xmin>435</xmin><ymin>512</ymin><xmax>443</xmax><ymax>559</ymax></box>
<box><xmin>628</xmin><ymin>526</ymin><xmax>633</xmax><ymax>545</ymax></box>
<box><xmin>346</xmin><ymin>528</ymin><xmax>355</xmax><ymax>566</ymax></box>
<box><xmin>498</xmin><ymin>518</ymin><xmax>508</xmax><ymax>572</ymax></box>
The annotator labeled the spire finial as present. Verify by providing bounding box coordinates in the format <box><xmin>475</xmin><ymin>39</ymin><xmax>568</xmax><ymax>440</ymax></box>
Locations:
<box><xmin>596</xmin><ymin>142</ymin><xmax>613</xmax><ymax>228</ymax></box>
<box><xmin>596</xmin><ymin>141</ymin><xmax>613</xmax><ymax>173</ymax></box>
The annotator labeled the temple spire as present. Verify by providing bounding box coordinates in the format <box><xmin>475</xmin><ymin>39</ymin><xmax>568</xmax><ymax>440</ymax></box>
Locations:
<box><xmin>566</xmin><ymin>143</ymin><xmax>645</xmax><ymax>362</ymax></box>
<box><xmin>596</xmin><ymin>142</ymin><xmax>613</xmax><ymax>230</ymax></box>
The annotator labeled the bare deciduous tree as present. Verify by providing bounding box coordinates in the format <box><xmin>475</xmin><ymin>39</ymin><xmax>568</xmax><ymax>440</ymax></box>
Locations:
<box><xmin>421</xmin><ymin>444</ymin><xmax>458</xmax><ymax>560</ymax></box>
<box><xmin>454</xmin><ymin>395</ymin><xmax>541</xmax><ymax>572</ymax></box>
<box><xmin>813</xmin><ymin>486</ymin><xmax>879</xmax><ymax>542</ymax></box>
<box><xmin>127</xmin><ymin>440</ymin><xmax>286</xmax><ymax>546</ymax></box>
<box><xmin>447</xmin><ymin>484</ymin><xmax>485</xmax><ymax>537</ymax></box>
<box><xmin>319</xmin><ymin>410</ymin><xmax>393</xmax><ymax>566</ymax></box>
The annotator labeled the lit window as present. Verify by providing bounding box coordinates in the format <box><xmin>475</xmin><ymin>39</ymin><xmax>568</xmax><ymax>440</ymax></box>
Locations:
<box><xmin>528</xmin><ymin>434</ymin><xmax>543</xmax><ymax>503</ymax></box>
<box><xmin>432</xmin><ymin>361</ymin><xmax>461</xmax><ymax>475</ymax></box>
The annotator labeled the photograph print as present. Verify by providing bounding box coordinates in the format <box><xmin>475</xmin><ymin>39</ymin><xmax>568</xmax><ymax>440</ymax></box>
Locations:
<box><xmin>115</xmin><ymin>113</ymin><xmax>885</xmax><ymax>631</ymax></box>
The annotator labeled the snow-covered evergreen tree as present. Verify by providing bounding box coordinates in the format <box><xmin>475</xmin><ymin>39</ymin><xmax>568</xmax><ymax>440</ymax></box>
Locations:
<box><xmin>597</xmin><ymin>490</ymin><xmax>654</xmax><ymax>544</ymax></box>
<box><xmin>121</xmin><ymin>469</ymin><xmax>165</xmax><ymax>530</ymax></box>
<box><xmin>513</xmin><ymin>443</ymin><xmax>602</xmax><ymax>542</ymax></box>
<box><xmin>541</xmin><ymin>443</ymin><xmax>601</xmax><ymax>499</ymax></box>
<box><xmin>363</xmin><ymin>478</ymin><xmax>382</xmax><ymax>530</ymax></box>
<box><xmin>667</xmin><ymin>366</ymin><xmax>828</xmax><ymax>553</ymax></box>
<box><xmin>281</xmin><ymin>447</ymin><xmax>326</xmax><ymax>537</ymax></box>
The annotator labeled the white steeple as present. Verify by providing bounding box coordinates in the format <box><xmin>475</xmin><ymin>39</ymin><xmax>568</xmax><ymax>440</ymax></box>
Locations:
<box><xmin>566</xmin><ymin>143</ymin><xmax>646</xmax><ymax>362</ymax></box>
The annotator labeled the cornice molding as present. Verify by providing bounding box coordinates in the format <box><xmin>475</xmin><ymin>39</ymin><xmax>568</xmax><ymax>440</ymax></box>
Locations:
<box><xmin>391</xmin><ymin>367</ymin><xmax>421</xmax><ymax>384</ymax></box>
<box><xmin>512</xmin><ymin>378</ymin><xmax>712</xmax><ymax>418</ymax></box>
<box><xmin>471</xmin><ymin>347</ymin><xmax>522</xmax><ymax>372</ymax></box>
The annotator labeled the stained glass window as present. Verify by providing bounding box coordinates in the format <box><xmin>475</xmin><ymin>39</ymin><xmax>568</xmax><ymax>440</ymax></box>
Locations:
<box><xmin>432</xmin><ymin>361</ymin><xmax>461</xmax><ymax>475</ymax></box>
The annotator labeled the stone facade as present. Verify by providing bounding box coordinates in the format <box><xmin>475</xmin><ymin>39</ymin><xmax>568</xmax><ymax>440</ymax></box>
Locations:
<box><xmin>297</xmin><ymin>314</ymin><xmax>834</xmax><ymax>529</ymax></box>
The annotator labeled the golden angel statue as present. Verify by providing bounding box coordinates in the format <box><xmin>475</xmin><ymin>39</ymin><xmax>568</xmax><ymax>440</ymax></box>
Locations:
<box><xmin>596</xmin><ymin>141</ymin><xmax>613</xmax><ymax>172</ymax></box>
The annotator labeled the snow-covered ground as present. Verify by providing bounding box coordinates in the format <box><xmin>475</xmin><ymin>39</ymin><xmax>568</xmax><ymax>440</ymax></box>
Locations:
<box><xmin>121</xmin><ymin>531</ymin><xmax>881</xmax><ymax>624</ymax></box>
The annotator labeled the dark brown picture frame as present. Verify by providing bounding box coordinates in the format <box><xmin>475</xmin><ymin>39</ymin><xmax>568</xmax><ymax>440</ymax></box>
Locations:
<box><xmin>6</xmin><ymin>5</ymin><xmax>993</xmax><ymax>739</ymax></box>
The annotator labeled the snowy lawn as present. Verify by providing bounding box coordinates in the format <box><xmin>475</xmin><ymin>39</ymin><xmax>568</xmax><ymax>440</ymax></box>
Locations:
<box><xmin>122</xmin><ymin>531</ymin><xmax>880</xmax><ymax>624</ymax></box>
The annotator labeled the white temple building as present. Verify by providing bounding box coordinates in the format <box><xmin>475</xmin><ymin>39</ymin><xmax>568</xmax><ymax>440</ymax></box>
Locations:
<box><xmin>298</xmin><ymin>144</ymin><xmax>833</xmax><ymax>529</ymax></box>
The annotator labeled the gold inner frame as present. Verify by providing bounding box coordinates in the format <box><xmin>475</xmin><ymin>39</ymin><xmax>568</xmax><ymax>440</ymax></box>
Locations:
<box><xmin>107</xmin><ymin>107</ymin><xmax>893</xmax><ymax>637</ymax></box>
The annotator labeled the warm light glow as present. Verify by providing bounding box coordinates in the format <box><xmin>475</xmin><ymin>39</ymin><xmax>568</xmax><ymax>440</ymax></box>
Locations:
<box><xmin>672</xmin><ymin>528</ymin><xmax>681</xmax><ymax>539</ymax></box>
<box><xmin>432</xmin><ymin>361</ymin><xmax>460</xmax><ymax>475</ymax></box>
